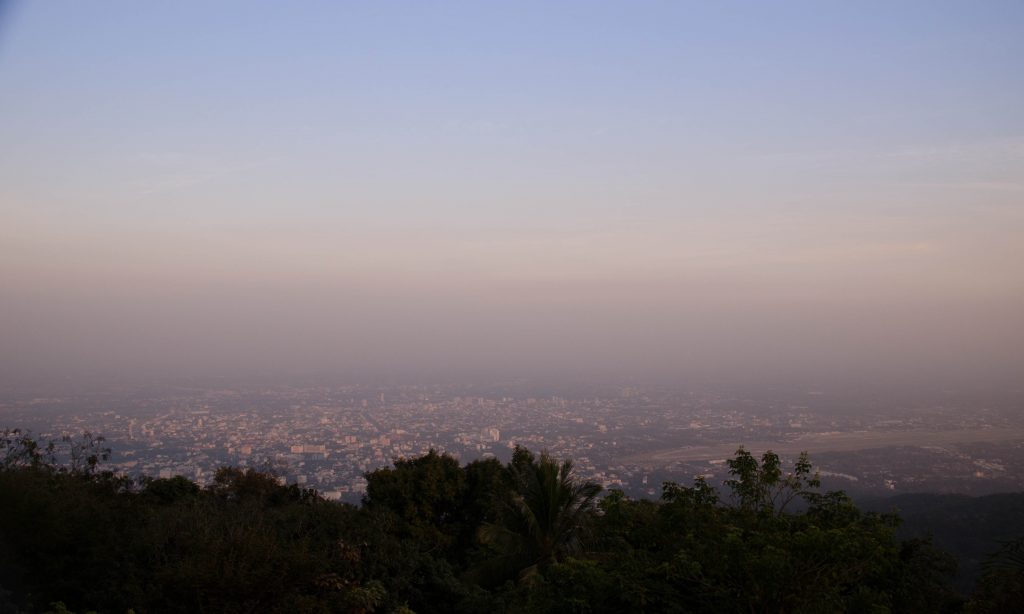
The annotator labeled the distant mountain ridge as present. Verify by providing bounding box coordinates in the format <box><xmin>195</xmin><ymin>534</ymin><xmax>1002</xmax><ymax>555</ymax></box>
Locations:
<box><xmin>860</xmin><ymin>491</ymin><xmax>1024</xmax><ymax>593</ymax></box>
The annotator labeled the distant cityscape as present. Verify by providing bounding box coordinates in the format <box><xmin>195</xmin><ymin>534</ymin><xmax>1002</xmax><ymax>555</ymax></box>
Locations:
<box><xmin>3</xmin><ymin>381</ymin><xmax>1022</xmax><ymax>504</ymax></box>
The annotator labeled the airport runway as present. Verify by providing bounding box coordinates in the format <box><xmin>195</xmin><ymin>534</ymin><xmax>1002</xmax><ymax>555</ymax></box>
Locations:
<box><xmin>621</xmin><ymin>428</ymin><xmax>1024</xmax><ymax>464</ymax></box>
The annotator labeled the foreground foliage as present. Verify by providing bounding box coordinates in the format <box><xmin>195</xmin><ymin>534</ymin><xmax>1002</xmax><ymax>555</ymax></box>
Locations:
<box><xmin>0</xmin><ymin>431</ymin><xmax>1014</xmax><ymax>613</ymax></box>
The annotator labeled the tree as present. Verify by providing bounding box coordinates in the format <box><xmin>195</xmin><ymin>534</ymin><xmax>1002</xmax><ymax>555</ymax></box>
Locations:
<box><xmin>0</xmin><ymin>429</ymin><xmax>110</xmax><ymax>475</ymax></box>
<box><xmin>725</xmin><ymin>447</ymin><xmax>820</xmax><ymax>515</ymax></box>
<box><xmin>363</xmin><ymin>449</ymin><xmax>468</xmax><ymax>554</ymax></box>
<box><xmin>479</xmin><ymin>449</ymin><xmax>602</xmax><ymax>581</ymax></box>
<box><xmin>968</xmin><ymin>536</ymin><xmax>1024</xmax><ymax>613</ymax></box>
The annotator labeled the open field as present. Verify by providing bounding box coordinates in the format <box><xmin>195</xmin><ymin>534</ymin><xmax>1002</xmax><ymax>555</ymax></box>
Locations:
<box><xmin>621</xmin><ymin>428</ymin><xmax>1024</xmax><ymax>465</ymax></box>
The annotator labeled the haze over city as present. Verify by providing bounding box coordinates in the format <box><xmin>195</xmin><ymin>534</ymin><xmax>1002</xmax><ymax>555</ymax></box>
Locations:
<box><xmin>2</xmin><ymin>1</ymin><xmax>1022</xmax><ymax>390</ymax></box>
<box><xmin>4</xmin><ymin>6</ymin><xmax>1024</xmax><ymax>610</ymax></box>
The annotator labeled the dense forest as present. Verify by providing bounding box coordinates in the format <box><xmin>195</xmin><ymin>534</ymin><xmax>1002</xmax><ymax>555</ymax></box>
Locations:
<box><xmin>861</xmin><ymin>491</ymin><xmax>1024</xmax><ymax>595</ymax></box>
<box><xmin>1</xmin><ymin>430</ymin><xmax>1022</xmax><ymax>613</ymax></box>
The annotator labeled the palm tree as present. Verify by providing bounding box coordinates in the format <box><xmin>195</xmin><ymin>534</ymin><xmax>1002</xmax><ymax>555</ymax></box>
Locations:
<box><xmin>479</xmin><ymin>450</ymin><xmax>602</xmax><ymax>581</ymax></box>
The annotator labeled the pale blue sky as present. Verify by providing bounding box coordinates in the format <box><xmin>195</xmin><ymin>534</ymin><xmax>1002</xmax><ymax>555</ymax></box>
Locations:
<box><xmin>2</xmin><ymin>1</ymin><xmax>1022</xmax><ymax>384</ymax></box>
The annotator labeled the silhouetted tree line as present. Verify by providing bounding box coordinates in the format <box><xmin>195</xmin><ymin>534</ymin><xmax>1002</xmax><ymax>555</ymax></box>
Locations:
<box><xmin>1</xmin><ymin>428</ymin><xmax>1021</xmax><ymax>613</ymax></box>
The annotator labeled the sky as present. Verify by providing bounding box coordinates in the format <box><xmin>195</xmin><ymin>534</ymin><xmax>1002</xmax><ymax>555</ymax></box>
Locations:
<box><xmin>1</xmin><ymin>1</ymin><xmax>1023</xmax><ymax>388</ymax></box>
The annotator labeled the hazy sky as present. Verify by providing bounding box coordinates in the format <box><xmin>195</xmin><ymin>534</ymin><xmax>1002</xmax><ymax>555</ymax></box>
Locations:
<box><xmin>2</xmin><ymin>1</ymin><xmax>1022</xmax><ymax>386</ymax></box>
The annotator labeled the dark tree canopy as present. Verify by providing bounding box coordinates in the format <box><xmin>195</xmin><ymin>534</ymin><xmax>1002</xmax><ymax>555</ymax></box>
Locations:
<box><xmin>0</xmin><ymin>435</ymin><xmax>1011</xmax><ymax>614</ymax></box>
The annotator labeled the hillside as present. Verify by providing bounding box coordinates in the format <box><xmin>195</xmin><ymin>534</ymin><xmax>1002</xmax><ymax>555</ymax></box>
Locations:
<box><xmin>1</xmin><ymin>434</ymin><xmax>1021</xmax><ymax>613</ymax></box>
<box><xmin>861</xmin><ymin>492</ymin><xmax>1024</xmax><ymax>594</ymax></box>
